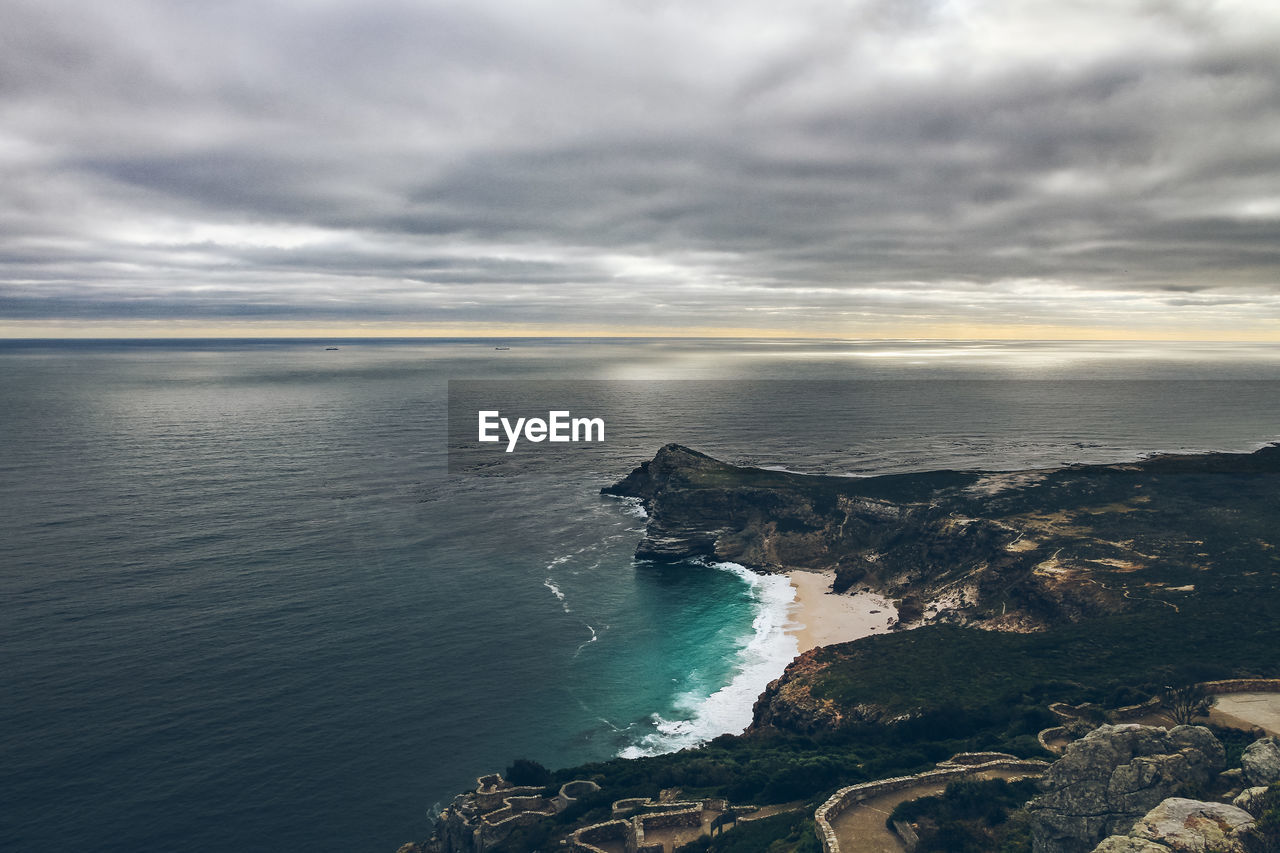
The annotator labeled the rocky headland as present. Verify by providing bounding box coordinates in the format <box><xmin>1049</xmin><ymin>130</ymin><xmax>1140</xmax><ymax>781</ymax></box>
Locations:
<box><xmin>604</xmin><ymin>442</ymin><xmax>1280</xmax><ymax>631</ymax></box>
<box><xmin>604</xmin><ymin>442</ymin><xmax>1280</xmax><ymax>734</ymax></box>
<box><xmin>408</xmin><ymin>444</ymin><xmax>1280</xmax><ymax>853</ymax></box>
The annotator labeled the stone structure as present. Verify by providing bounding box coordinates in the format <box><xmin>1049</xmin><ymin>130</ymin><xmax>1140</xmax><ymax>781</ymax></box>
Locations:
<box><xmin>812</xmin><ymin>757</ymin><xmax>1049</xmax><ymax>853</ymax></box>
<box><xmin>429</xmin><ymin>774</ymin><xmax>600</xmax><ymax>853</ymax></box>
<box><xmin>569</xmin><ymin>796</ymin><xmax>746</xmax><ymax>853</ymax></box>
<box><xmin>1109</xmin><ymin>697</ymin><xmax>1165</xmax><ymax>722</ymax></box>
<box><xmin>1026</xmin><ymin>724</ymin><xmax>1226</xmax><ymax>853</ymax></box>
<box><xmin>1040</xmin><ymin>726</ymin><xmax>1074</xmax><ymax>754</ymax></box>
<box><xmin>1199</xmin><ymin>679</ymin><xmax>1280</xmax><ymax>695</ymax></box>
<box><xmin>936</xmin><ymin>751</ymin><xmax>1020</xmax><ymax>767</ymax></box>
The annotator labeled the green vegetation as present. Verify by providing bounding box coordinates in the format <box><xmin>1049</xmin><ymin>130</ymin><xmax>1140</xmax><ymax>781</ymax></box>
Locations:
<box><xmin>503</xmin><ymin>758</ymin><xmax>551</xmax><ymax>786</ymax></box>
<box><xmin>887</xmin><ymin>778</ymin><xmax>1040</xmax><ymax>853</ymax></box>
<box><xmin>676</xmin><ymin>812</ymin><xmax>822</xmax><ymax>853</ymax></box>
<box><xmin>547</xmin><ymin>704</ymin><xmax>1052</xmax><ymax>809</ymax></box>
<box><xmin>1211</xmin><ymin>724</ymin><xmax>1258</xmax><ymax>771</ymax></box>
<box><xmin>1251</xmin><ymin>783</ymin><xmax>1280</xmax><ymax>853</ymax></box>
<box><xmin>806</xmin><ymin>605</ymin><xmax>1280</xmax><ymax>718</ymax></box>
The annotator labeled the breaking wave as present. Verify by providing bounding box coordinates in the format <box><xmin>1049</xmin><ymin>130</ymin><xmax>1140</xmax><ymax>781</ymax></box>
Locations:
<box><xmin>618</xmin><ymin>562</ymin><xmax>797</xmax><ymax>757</ymax></box>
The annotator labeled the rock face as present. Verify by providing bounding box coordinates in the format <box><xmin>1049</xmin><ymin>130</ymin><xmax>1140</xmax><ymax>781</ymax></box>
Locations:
<box><xmin>1091</xmin><ymin>798</ymin><xmax>1255</xmax><ymax>852</ymax></box>
<box><xmin>1242</xmin><ymin>736</ymin><xmax>1280</xmax><ymax>787</ymax></box>
<box><xmin>602</xmin><ymin>444</ymin><xmax>1114</xmax><ymax>629</ymax></box>
<box><xmin>603</xmin><ymin>444</ymin><xmax>929</xmax><ymax>569</ymax></box>
<box><xmin>1027</xmin><ymin>724</ymin><xmax>1226</xmax><ymax>853</ymax></box>
<box><xmin>605</xmin><ymin>443</ymin><xmax>1280</xmax><ymax>632</ymax></box>
<box><xmin>749</xmin><ymin>648</ymin><xmax>891</xmax><ymax>734</ymax></box>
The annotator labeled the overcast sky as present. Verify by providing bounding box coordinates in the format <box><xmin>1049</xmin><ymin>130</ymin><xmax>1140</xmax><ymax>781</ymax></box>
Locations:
<box><xmin>3</xmin><ymin>0</ymin><xmax>1280</xmax><ymax>338</ymax></box>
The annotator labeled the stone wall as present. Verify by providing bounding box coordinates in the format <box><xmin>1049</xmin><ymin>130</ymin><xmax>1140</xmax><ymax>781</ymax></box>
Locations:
<box><xmin>1102</xmin><ymin>680</ymin><xmax>1280</xmax><ymax>724</ymax></box>
<box><xmin>632</xmin><ymin>807</ymin><xmax>702</xmax><ymax>851</ymax></box>
<box><xmin>611</xmin><ymin>798</ymin><xmax>650</xmax><ymax>818</ymax></box>
<box><xmin>472</xmin><ymin>777</ymin><xmax>544</xmax><ymax>812</ymax></box>
<box><xmin>937</xmin><ymin>752</ymin><xmax>1019</xmax><ymax>767</ymax></box>
<box><xmin>572</xmin><ymin>798</ymin><xmax>733</xmax><ymax>853</ymax></box>
<box><xmin>569</xmin><ymin>818</ymin><xmax>631</xmax><ymax>853</ymax></box>
<box><xmin>1109</xmin><ymin>697</ymin><xmax>1163</xmax><ymax>721</ymax></box>
<box><xmin>1038</xmin><ymin>726</ymin><xmax>1070</xmax><ymax>753</ymax></box>
<box><xmin>812</xmin><ymin>759</ymin><xmax>1050</xmax><ymax>853</ymax></box>
<box><xmin>435</xmin><ymin>775</ymin><xmax>599</xmax><ymax>853</ymax></box>
<box><xmin>639</xmin><ymin>807</ymin><xmax>702</xmax><ymax>830</ymax></box>
<box><xmin>556</xmin><ymin>780</ymin><xmax>600</xmax><ymax>811</ymax></box>
<box><xmin>1202</xmin><ymin>678</ymin><xmax>1280</xmax><ymax>695</ymax></box>
<box><xmin>1049</xmin><ymin>702</ymin><xmax>1102</xmax><ymax>722</ymax></box>
<box><xmin>611</xmin><ymin>798</ymin><xmax>704</xmax><ymax>818</ymax></box>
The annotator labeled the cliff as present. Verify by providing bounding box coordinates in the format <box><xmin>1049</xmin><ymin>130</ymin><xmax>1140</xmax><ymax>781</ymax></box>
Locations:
<box><xmin>607</xmin><ymin>443</ymin><xmax>1280</xmax><ymax>733</ymax></box>
<box><xmin>608</xmin><ymin>443</ymin><xmax>1280</xmax><ymax>628</ymax></box>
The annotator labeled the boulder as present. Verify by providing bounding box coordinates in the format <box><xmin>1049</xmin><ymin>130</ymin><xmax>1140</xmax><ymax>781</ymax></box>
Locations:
<box><xmin>1127</xmin><ymin>798</ymin><xmax>1253</xmax><ymax>852</ymax></box>
<box><xmin>1232</xmin><ymin>786</ymin><xmax>1270</xmax><ymax>818</ymax></box>
<box><xmin>1241</xmin><ymin>736</ymin><xmax>1280</xmax><ymax>787</ymax></box>
<box><xmin>1028</xmin><ymin>724</ymin><xmax>1226</xmax><ymax>853</ymax></box>
<box><xmin>1090</xmin><ymin>798</ymin><xmax>1255</xmax><ymax>853</ymax></box>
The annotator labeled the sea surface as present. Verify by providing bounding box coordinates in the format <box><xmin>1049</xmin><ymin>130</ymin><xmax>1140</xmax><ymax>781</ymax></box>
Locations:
<box><xmin>3</xmin><ymin>338</ymin><xmax>1280</xmax><ymax>852</ymax></box>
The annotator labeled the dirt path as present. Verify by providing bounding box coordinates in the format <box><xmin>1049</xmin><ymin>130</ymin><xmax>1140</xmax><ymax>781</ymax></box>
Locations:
<box><xmin>829</xmin><ymin>768</ymin><xmax>1038</xmax><ymax>853</ymax></box>
<box><xmin>1211</xmin><ymin>692</ymin><xmax>1280</xmax><ymax>736</ymax></box>
<box><xmin>1123</xmin><ymin>692</ymin><xmax>1280</xmax><ymax>736</ymax></box>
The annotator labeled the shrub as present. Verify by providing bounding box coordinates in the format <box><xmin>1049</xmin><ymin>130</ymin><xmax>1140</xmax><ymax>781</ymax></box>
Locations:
<box><xmin>504</xmin><ymin>758</ymin><xmax>551</xmax><ymax>786</ymax></box>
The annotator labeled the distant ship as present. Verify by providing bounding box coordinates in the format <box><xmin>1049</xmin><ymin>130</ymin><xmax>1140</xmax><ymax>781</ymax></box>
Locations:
<box><xmin>325</xmin><ymin>347</ymin><xmax>339</xmax><ymax>351</ymax></box>
<box><xmin>494</xmin><ymin>346</ymin><xmax>510</xmax><ymax>351</ymax></box>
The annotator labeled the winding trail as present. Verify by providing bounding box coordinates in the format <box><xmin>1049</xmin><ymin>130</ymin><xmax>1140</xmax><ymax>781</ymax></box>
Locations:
<box><xmin>828</xmin><ymin>768</ymin><xmax>1037</xmax><ymax>853</ymax></box>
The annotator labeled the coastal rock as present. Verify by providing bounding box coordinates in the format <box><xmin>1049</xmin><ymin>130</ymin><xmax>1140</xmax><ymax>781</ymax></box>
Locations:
<box><xmin>1241</xmin><ymin>736</ymin><xmax>1280</xmax><ymax>787</ymax></box>
<box><xmin>1091</xmin><ymin>798</ymin><xmax>1255</xmax><ymax>853</ymax></box>
<box><xmin>1027</xmin><ymin>724</ymin><xmax>1226</xmax><ymax>853</ymax></box>
<box><xmin>749</xmin><ymin>648</ymin><xmax>889</xmax><ymax>733</ymax></box>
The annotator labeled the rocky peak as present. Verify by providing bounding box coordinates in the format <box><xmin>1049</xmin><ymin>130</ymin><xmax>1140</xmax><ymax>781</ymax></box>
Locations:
<box><xmin>600</xmin><ymin>443</ymin><xmax>726</xmax><ymax>502</ymax></box>
<box><xmin>1027</xmin><ymin>724</ymin><xmax>1226</xmax><ymax>853</ymax></box>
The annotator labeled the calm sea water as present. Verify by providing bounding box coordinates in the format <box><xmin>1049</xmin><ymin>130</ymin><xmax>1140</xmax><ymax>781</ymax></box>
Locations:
<box><xmin>3</xmin><ymin>338</ymin><xmax>1280</xmax><ymax>852</ymax></box>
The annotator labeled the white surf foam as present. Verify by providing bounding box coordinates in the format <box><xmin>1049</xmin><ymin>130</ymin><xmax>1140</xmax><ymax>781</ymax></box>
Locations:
<box><xmin>543</xmin><ymin>577</ymin><xmax>571</xmax><ymax>613</ymax></box>
<box><xmin>618</xmin><ymin>562</ymin><xmax>798</xmax><ymax>758</ymax></box>
<box><xmin>603</xmin><ymin>494</ymin><xmax>649</xmax><ymax>518</ymax></box>
<box><xmin>573</xmin><ymin>623</ymin><xmax>600</xmax><ymax>657</ymax></box>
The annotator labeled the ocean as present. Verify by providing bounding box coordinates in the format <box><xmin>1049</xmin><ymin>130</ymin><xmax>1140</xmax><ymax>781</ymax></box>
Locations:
<box><xmin>3</xmin><ymin>338</ymin><xmax>1280</xmax><ymax>852</ymax></box>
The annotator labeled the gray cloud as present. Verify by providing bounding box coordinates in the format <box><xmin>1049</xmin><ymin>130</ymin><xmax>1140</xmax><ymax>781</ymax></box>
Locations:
<box><xmin>2</xmin><ymin>0</ymin><xmax>1280</xmax><ymax>334</ymax></box>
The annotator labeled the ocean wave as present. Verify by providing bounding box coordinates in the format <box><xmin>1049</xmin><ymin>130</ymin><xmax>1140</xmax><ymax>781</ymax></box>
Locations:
<box><xmin>543</xmin><ymin>577</ymin><xmax>571</xmax><ymax>613</ymax></box>
<box><xmin>573</xmin><ymin>623</ymin><xmax>601</xmax><ymax>657</ymax></box>
<box><xmin>603</xmin><ymin>494</ymin><xmax>649</xmax><ymax>519</ymax></box>
<box><xmin>618</xmin><ymin>562</ymin><xmax>797</xmax><ymax>758</ymax></box>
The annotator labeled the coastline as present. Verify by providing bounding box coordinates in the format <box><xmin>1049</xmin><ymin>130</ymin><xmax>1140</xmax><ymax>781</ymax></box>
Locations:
<box><xmin>785</xmin><ymin>570</ymin><xmax>897</xmax><ymax>654</ymax></box>
<box><xmin>614</xmin><ymin>564</ymin><xmax>899</xmax><ymax>758</ymax></box>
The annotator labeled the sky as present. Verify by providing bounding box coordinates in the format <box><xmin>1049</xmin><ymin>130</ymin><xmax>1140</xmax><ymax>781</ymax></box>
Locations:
<box><xmin>2</xmin><ymin>0</ymin><xmax>1280</xmax><ymax>339</ymax></box>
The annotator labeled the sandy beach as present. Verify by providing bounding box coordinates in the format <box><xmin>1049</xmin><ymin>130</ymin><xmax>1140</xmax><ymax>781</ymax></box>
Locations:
<box><xmin>786</xmin><ymin>570</ymin><xmax>897</xmax><ymax>653</ymax></box>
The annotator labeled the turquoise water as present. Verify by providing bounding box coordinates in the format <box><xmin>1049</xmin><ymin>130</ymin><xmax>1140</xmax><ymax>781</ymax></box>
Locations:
<box><xmin>3</xmin><ymin>338</ymin><xmax>1280</xmax><ymax>852</ymax></box>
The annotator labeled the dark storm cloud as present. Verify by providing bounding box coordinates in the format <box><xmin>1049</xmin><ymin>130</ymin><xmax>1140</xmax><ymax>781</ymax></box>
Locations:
<box><xmin>3</xmin><ymin>0</ymin><xmax>1280</xmax><ymax>333</ymax></box>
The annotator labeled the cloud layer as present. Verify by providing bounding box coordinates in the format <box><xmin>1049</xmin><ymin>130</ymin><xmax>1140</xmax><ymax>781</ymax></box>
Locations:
<box><xmin>3</xmin><ymin>0</ymin><xmax>1280</xmax><ymax>336</ymax></box>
